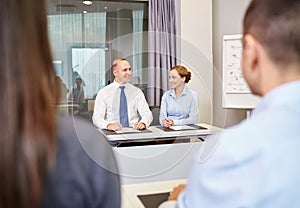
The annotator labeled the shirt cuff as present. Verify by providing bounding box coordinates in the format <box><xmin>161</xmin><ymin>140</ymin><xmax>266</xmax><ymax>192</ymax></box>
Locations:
<box><xmin>94</xmin><ymin>120</ymin><xmax>110</xmax><ymax>129</ymax></box>
<box><xmin>158</xmin><ymin>200</ymin><xmax>177</xmax><ymax>208</ymax></box>
<box><xmin>173</xmin><ymin>120</ymin><xmax>182</xmax><ymax>126</ymax></box>
<box><xmin>140</xmin><ymin>120</ymin><xmax>150</xmax><ymax>128</ymax></box>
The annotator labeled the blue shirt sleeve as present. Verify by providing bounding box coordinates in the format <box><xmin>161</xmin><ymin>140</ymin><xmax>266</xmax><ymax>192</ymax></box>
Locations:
<box><xmin>159</xmin><ymin>93</ymin><xmax>168</xmax><ymax>126</ymax></box>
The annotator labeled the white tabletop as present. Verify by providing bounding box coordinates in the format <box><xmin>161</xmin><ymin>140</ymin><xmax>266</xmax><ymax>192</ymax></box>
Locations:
<box><xmin>99</xmin><ymin>124</ymin><xmax>222</xmax><ymax>185</ymax></box>
<box><xmin>100</xmin><ymin>123</ymin><xmax>222</xmax><ymax>142</ymax></box>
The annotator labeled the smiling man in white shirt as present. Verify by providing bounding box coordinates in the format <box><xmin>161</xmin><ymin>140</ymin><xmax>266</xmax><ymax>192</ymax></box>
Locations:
<box><xmin>93</xmin><ymin>58</ymin><xmax>153</xmax><ymax>131</ymax></box>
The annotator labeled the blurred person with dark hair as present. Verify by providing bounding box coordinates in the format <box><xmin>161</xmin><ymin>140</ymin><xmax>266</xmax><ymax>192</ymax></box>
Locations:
<box><xmin>159</xmin><ymin>65</ymin><xmax>198</xmax><ymax>127</ymax></box>
<box><xmin>159</xmin><ymin>0</ymin><xmax>300</xmax><ymax>207</ymax></box>
<box><xmin>68</xmin><ymin>76</ymin><xmax>85</xmax><ymax>111</ymax></box>
<box><xmin>0</xmin><ymin>1</ymin><xmax>120</xmax><ymax>208</ymax></box>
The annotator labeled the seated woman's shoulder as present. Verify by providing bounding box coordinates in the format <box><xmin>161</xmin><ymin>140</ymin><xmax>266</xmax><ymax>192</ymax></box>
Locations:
<box><xmin>56</xmin><ymin>115</ymin><xmax>111</xmax><ymax>150</ymax></box>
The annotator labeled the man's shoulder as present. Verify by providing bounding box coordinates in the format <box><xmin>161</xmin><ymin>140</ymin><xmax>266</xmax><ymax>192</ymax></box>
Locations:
<box><xmin>127</xmin><ymin>82</ymin><xmax>139</xmax><ymax>89</ymax></box>
<box><xmin>126</xmin><ymin>83</ymin><xmax>143</xmax><ymax>93</ymax></box>
<box><xmin>218</xmin><ymin>113</ymin><xmax>271</xmax><ymax>149</ymax></box>
<box><xmin>98</xmin><ymin>83</ymin><xmax>115</xmax><ymax>93</ymax></box>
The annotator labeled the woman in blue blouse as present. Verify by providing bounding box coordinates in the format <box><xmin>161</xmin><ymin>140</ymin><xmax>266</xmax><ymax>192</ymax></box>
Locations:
<box><xmin>159</xmin><ymin>65</ymin><xmax>199</xmax><ymax>127</ymax></box>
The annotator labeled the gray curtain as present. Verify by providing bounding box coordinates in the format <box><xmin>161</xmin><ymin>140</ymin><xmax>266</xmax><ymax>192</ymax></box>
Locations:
<box><xmin>147</xmin><ymin>0</ymin><xmax>178</xmax><ymax>106</ymax></box>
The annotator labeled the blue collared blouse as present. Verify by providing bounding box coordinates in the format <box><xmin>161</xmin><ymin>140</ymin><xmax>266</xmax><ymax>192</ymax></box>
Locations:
<box><xmin>159</xmin><ymin>85</ymin><xmax>199</xmax><ymax>126</ymax></box>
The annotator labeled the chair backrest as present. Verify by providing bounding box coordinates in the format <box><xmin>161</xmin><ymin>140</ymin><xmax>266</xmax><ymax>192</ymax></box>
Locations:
<box><xmin>150</xmin><ymin>106</ymin><xmax>161</xmax><ymax>126</ymax></box>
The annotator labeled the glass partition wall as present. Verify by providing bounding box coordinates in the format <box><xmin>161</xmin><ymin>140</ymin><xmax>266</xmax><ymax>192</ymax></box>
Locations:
<box><xmin>47</xmin><ymin>0</ymin><xmax>148</xmax><ymax>113</ymax></box>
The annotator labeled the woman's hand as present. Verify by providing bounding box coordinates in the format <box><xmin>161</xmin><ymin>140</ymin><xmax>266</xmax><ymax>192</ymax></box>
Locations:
<box><xmin>162</xmin><ymin>118</ymin><xmax>174</xmax><ymax>127</ymax></box>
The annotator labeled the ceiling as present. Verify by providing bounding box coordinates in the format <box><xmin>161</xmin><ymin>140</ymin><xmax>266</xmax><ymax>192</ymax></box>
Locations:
<box><xmin>47</xmin><ymin>0</ymin><xmax>147</xmax><ymax>15</ymax></box>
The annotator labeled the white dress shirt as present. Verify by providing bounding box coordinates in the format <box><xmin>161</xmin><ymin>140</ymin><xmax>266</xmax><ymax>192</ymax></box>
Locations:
<box><xmin>92</xmin><ymin>81</ymin><xmax>153</xmax><ymax>129</ymax></box>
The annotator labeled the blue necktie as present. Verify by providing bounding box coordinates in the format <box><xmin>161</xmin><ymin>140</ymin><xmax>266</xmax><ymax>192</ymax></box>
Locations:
<box><xmin>119</xmin><ymin>86</ymin><xmax>129</xmax><ymax>127</ymax></box>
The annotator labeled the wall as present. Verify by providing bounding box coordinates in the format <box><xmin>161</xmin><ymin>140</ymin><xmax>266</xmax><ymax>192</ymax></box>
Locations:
<box><xmin>212</xmin><ymin>0</ymin><xmax>252</xmax><ymax>128</ymax></box>
<box><xmin>180</xmin><ymin>0</ymin><xmax>213</xmax><ymax>124</ymax></box>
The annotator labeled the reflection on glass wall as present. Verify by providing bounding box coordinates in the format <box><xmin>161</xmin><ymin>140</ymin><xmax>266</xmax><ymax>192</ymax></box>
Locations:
<box><xmin>71</xmin><ymin>47</ymin><xmax>106</xmax><ymax>98</ymax></box>
<box><xmin>47</xmin><ymin>0</ymin><xmax>148</xmax><ymax>116</ymax></box>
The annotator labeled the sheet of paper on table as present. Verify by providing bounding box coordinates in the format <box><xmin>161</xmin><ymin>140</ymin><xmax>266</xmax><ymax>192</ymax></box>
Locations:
<box><xmin>169</xmin><ymin>125</ymin><xmax>197</xmax><ymax>131</ymax></box>
<box><xmin>115</xmin><ymin>127</ymin><xmax>141</xmax><ymax>134</ymax></box>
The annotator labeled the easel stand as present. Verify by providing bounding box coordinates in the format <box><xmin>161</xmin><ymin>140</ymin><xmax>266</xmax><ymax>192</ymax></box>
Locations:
<box><xmin>246</xmin><ymin>109</ymin><xmax>252</xmax><ymax>120</ymax></box>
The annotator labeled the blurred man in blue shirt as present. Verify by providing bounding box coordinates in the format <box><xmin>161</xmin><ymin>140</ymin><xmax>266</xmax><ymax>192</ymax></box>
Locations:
<box><xmin>160</xmin><ymin>0</ymin><xmax>300</xmax><ymax>207</ymax></box>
